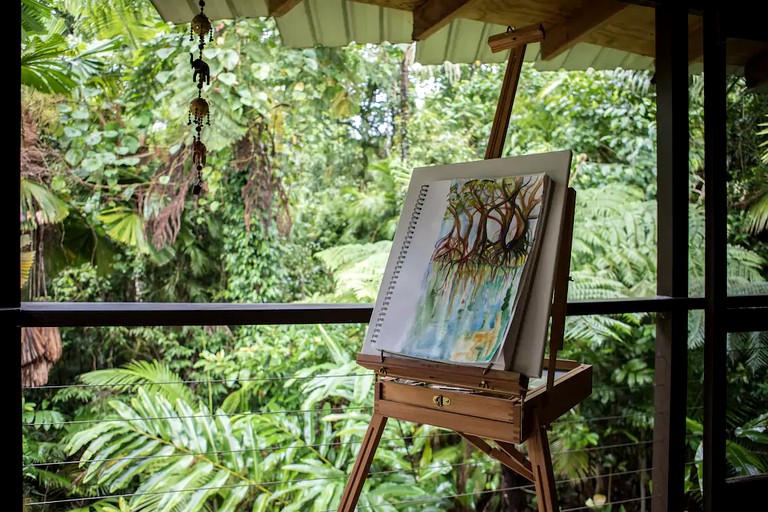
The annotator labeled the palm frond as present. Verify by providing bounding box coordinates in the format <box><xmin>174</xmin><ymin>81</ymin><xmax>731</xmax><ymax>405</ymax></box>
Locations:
<box><xmin>98</xmin><ymin>206</ymin><xmax>149</xmax><ymax>252</ymax></box>
<box><xmin>728</xmin><ymin>331</ymin><xmax>768</xmax><ymax>373</ymax></box>
<box><xmin>78</xmin><ymin>360</ymin><xmax>197</xmax><ymax>405</ymax></box>
<box><xmin>60</xmin><ymin>0</ymin><xmax>161</xmax><ymax>46</ymax></box>
<box><xmin>66</xmin><ymin>388</ymin><xmax>271</xmax><ymax>511</ymax></box>
<box><xmin>21</xmin><ymin>0</ymin><xmax>52</xmax><ymax>38</ymax></box>
<box><xmin>20</xmin><ymin>178</ymin><xmax>70</xmax><ymax>229</ymax></box>
<box><xmin>21</xmin><ymin>22</ymin><xmax>78</xmax><ymax>94</ymax></box>
<box><xmin>21</xmin><ymin>235</ymin><xmax>35</xmax><ymax>288</ymax></box>
<box><xmin>758</xmin><ymin>120</ymin><xmax>768</xmax><ymax>164</ymax></box>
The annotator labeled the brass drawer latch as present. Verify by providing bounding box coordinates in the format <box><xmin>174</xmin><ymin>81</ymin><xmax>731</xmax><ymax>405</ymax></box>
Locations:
<box><xmin>432</xmin><ymin>395</ymin><xmax>451</xmax><ymax>407</ymax></box>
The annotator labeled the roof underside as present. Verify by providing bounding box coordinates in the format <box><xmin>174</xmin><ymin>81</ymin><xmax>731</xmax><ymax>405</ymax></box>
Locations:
<box><xmin>150</xmin><ymin>0</ymin><xmax>766</xmax><ymax>73</ymax></box>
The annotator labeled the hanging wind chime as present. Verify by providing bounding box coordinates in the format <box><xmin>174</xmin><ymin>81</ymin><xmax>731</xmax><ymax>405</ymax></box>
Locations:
<box><xmin>188</xmin><ymin>0</ymin><xmax>213</xmax><ymax>195</ymax></box>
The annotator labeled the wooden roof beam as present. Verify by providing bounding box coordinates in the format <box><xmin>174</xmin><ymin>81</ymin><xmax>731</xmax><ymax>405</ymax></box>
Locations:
<box><xmin>412</xmin><ymin>0</ymin><xmax>479</xmax><ymax>41</ymax></box>
<box><xmin>688</xmin><ymin>22</ymin><xmax>703</xmax><ymax>63</ymax></box>
<box><xmin>540</xmin><ymin>0</ymin><xmax>629</xmax><ymax>60</ymax></box>
<box><xmin>745</xmin><ymin>52</ymin><xmax>768</xmax><ymax>91</ymax></box>
<box><xmin>268</xmin><ymin>0</ymin><xmax>302</xmax><ymax>17</ymax></box>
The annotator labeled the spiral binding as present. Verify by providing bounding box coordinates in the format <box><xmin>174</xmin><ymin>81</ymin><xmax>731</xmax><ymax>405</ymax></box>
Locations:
<box><xmin>370</xmin><ymin>184</ymin><xmax>430</xmax><ymax>343</ymax></box>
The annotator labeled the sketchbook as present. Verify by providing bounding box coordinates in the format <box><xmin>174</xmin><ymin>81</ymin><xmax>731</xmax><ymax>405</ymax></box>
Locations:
<box><xmin>360</xmin><ymin>150</ymin><xmax>572</xmax><ymax>377</ymax></box>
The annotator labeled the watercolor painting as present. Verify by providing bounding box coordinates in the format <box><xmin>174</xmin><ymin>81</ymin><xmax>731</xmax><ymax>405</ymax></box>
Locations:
<box><xmin>401</xmin><ymin>174</ymin><xmax>547</xmax><ymax>363</ymax></box>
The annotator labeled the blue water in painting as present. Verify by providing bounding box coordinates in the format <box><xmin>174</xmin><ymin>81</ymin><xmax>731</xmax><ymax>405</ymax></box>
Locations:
<box><xmin>403</xmin><ymin>262</ymin><xmax>520</xmax><ymax>363</ymax></box>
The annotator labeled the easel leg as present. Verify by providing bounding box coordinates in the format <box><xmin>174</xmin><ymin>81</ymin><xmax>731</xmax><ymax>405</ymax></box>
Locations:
<box><xmin>527</xmin><ymin>410</ymin><xmax>559</xmax><ymax>512</ymax></box>
<box><xmin>338</xmin><ymin>413</ymin><xmax>388</xmax><ymax>512</ymax></box>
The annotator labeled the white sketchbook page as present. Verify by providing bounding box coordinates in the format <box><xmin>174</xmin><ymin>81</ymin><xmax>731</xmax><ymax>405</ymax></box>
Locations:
<box><xmin>360</xmin><ymin>150</ymin><xmax>572</xmax><ymax>378</ymax></box>
<box><xmin>365</xmin><ymin>181</ymin><xmax>453</xmax><ymax>354</ymax></box>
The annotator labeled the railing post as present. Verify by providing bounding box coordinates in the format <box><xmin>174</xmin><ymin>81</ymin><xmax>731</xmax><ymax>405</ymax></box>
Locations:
<box><xmin>653</xmin><ymin>4</ymin><xmax>689</xmax><ymax>511</ymax></box>
<box><xmin>10</xmin><ymin>1</ymin><xmax>22</xmax><ymax>509</ymax></box>
<box><xmin>703</xmin><ymin>6</ymin><xmax>727</xmax><ymax>512</ymax></box>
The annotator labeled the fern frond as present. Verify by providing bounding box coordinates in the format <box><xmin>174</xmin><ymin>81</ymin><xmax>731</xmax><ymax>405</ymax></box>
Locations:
<box><xmin>746</xmin><ymin>188</ymin><xmax>768</xmax><ymax>234</ymax></box>
<box><xmin>315</xmin><ymin>241</ymin><xmax>390</xmax><ymax>301</ymax></box>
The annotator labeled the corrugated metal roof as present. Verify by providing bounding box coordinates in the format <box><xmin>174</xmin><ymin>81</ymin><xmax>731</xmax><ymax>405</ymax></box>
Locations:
<box><xmin>276</xmin><ymin>0</ymin><xmax>412</xmax><ymax>49</ymax></box>
<box><xmin>414</xmin><ymin>18</ymin><xmax>654</xmax><ymax>70</ymax></box>
<box><xmin>150</xmin><ymin>0</ymin><xmax>654</xmax><ymax>70</ymax></box>
<box><xmin>150</xmin><ymin>0</ymin><xmax>268</xmax><ymax>23</ymax></box>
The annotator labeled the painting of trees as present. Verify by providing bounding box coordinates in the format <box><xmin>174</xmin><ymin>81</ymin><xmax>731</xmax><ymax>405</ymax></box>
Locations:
<box><xmin>404</xmin><ymin>174</ymin><xmax>548</xmax><ymax>363</ymax></box>
<box><xmin>432</xmin><ymin>175</ymin><xmax>546</xmax><ymax>269</ymax></box>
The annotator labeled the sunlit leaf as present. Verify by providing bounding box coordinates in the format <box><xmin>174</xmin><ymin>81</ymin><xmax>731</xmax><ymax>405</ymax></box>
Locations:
<box><xmin>97</xmin><ymin>206</ymin><xmax>148</xmax><ymax>251</ymax></box>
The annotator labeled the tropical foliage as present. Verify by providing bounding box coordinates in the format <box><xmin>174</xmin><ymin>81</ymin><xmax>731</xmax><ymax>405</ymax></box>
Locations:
<box><xmin>20</xmin><ymin>0</ymin><xmax>768</xmax><ymax>511</ymax></box>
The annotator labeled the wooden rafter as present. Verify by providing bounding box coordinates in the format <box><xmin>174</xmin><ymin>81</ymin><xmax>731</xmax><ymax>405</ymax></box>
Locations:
<box><xmin>411</xmin><ymin>0</ymin><xmax>478</xmax><ymax>41</ymax></box>
<box><xmin>540</xmin><ymin>0</ymin><xmax>628</xmax><ymax>60</ymax></box>
<box><xmin>267</xmin><ymin>0</ymin><xmax>302</xmax><ymax>17</ymax></box>
<box><xmin>688</xmin><ymin>21</ymin><xmax>704</xmax><ymax>62</ymax></box>
<box><xmin>745</xmin><ymin>52</ymin><xmax>768</xmax><ymax>90</ymax></box>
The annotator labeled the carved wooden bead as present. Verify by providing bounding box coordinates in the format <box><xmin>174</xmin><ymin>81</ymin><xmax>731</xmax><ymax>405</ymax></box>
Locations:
<box><xmin>189</xmin><ymin>97</ymin><xmax>209</xmax><ymax>119</ymax></box>
<box><xmin>191</xmin><ymin>13</ymin><xmax>211</xmax><ymax>37</ymax></box>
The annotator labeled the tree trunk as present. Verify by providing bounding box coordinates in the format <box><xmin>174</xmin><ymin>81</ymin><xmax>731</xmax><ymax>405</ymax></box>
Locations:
<box><xmin>398</xmin><ymin>45</ymin><xmax>411</xmax><ymax>162</ymax></box>
<box><xmin>500</xmin><ymin>466</ymin><xmax>530</xmax><ymax>510</ymax></box>
<box><xmin>457</xmin><ymin>439</ymin><xmax>472</xmax><ymax>511</ymax></box>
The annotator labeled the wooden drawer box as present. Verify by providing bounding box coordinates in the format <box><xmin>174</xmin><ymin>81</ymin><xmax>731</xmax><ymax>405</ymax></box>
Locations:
<box><xmin>375</xmin><ymin>380</ymin><xmax>523</xmax><ymax>444</ymax></box>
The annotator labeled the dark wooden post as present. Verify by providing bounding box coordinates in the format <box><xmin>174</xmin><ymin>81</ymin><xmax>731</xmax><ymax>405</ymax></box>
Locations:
<box><xmin>703</xmin><ymin>6</ymin><xmax>727</xmax><ymax>512</ymax></box>
<box><xmin>653</xmin><ymin>4</ymin><xmax>689</xmax><ymax>511</ymax></box>
<box><xmin>10</xmin><ymin>1</ymin><xmax>22</xmax><ymax>509</ymax></box>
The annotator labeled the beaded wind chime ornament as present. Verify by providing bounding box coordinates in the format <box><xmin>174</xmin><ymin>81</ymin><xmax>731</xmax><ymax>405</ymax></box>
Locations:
<box><xmin>188</xmin><ymin>0</ymin><xmax>214</xmax><ymax>195</ymax></box>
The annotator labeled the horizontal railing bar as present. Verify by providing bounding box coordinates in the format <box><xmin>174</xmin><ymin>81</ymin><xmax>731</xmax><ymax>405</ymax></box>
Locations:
<box><xmin>566</xmin><ymin>296</ymin><xmax>705</xmax><ymax>315</ymax></box>
<box><xmin>724</xmin><ymin>473</ymin><xmax>768</xmax><ymax>509</ymax></box>
<box><xmin>727</xmin><ymin>294</ymin><xmax>768</xmax><ymax>309</ymax></box>
<box><xmin>16</xmin><ymin>302</ymin><xmax>373</xmax><ymax>327</ymax></box>
<box><xmin>8</xmin><ymin>295</ymin><xmax>767</xmax><ymax>327</ymax></box>
<box><xmin>726</xmin><ymin>307</ymin><xmax>768</xmax><ymax>333</ymax></box>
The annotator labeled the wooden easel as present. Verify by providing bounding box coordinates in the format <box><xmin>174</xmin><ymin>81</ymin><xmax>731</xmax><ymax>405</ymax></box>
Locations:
<box><xmin>338</xmin><ymin>24</ymin><xmax>592</xmax><ymax>512</ymax></box>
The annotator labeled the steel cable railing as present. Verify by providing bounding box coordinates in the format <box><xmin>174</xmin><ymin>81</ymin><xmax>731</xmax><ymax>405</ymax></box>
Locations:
<box><xmin>24</xmin><ymin>359</ymin><xmax>746</xmax><ymax>509</ymax></box>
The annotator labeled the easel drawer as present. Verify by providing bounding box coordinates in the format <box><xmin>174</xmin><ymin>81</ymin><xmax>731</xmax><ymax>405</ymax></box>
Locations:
<box><xmin>375</xmin><ymin>381</ymin><xmax>522</xmax><ymax>444</ymax></box>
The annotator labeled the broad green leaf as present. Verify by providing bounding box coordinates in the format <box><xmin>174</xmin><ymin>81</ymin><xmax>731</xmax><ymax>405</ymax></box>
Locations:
<box><xmin>221</xmin><ymin>49</ymin><xmax>240</xmax><ymax>70</ymax></box>
<box><xmin>217</xmin><ymin>72</ymin><xmax>237</xmax><ymax>86</ymax></box>
<box><xmin>114</xmin><ymin>156</ymin><xmax>141</xmax><ymax>166</ymax></box>
<box><xmin>63</xmin><ymin>126</ymin><xmax>83</xmax><ymax>138</ymax></box>
<box><xmin>121</xmin><ymin>135</ymin><xmax>140</xmax><ymax>153</ymax></box>
<box><xmin>72</xmin><ymin>109</ymin><xmax>90</xmax><ymax>120</ymax></box>
<box><xmin>155</xmin><ymin>47</ymin><xmax>175</xmax><ymax>59</ymax></box>
<box><xmin>85</xmin><ymin>131</ymin><xmax>102</xmax><ymax>145</ymax></box>
<box><xmin>65</xmin><ymin>147</ymin><xmax>84</xmax><ymax>165</ymax></box>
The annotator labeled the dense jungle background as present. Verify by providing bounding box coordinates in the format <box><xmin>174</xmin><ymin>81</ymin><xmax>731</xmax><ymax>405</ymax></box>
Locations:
<box><xmin>21</xmin><ymin>0</ymin><xmax>768</xmax><ymax>510</ymax></box>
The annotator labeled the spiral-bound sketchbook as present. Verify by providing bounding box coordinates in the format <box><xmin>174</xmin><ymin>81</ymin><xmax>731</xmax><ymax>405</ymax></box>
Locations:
<box><xmin>360</xmin><ymin>150</ymin><xmax>572</xmax><ymax>377</ymax></box>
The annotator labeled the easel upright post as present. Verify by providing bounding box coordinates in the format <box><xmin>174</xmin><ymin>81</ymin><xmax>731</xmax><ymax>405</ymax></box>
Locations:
<box><xmin>485</xmin><ymin>24</ymin><xmax>544</xmax><ymax>160</ymax></box>
<box><xmin>547</xmin><ymin>188</ymin><xmax>576</xmax><ymax>392</ymax></box>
